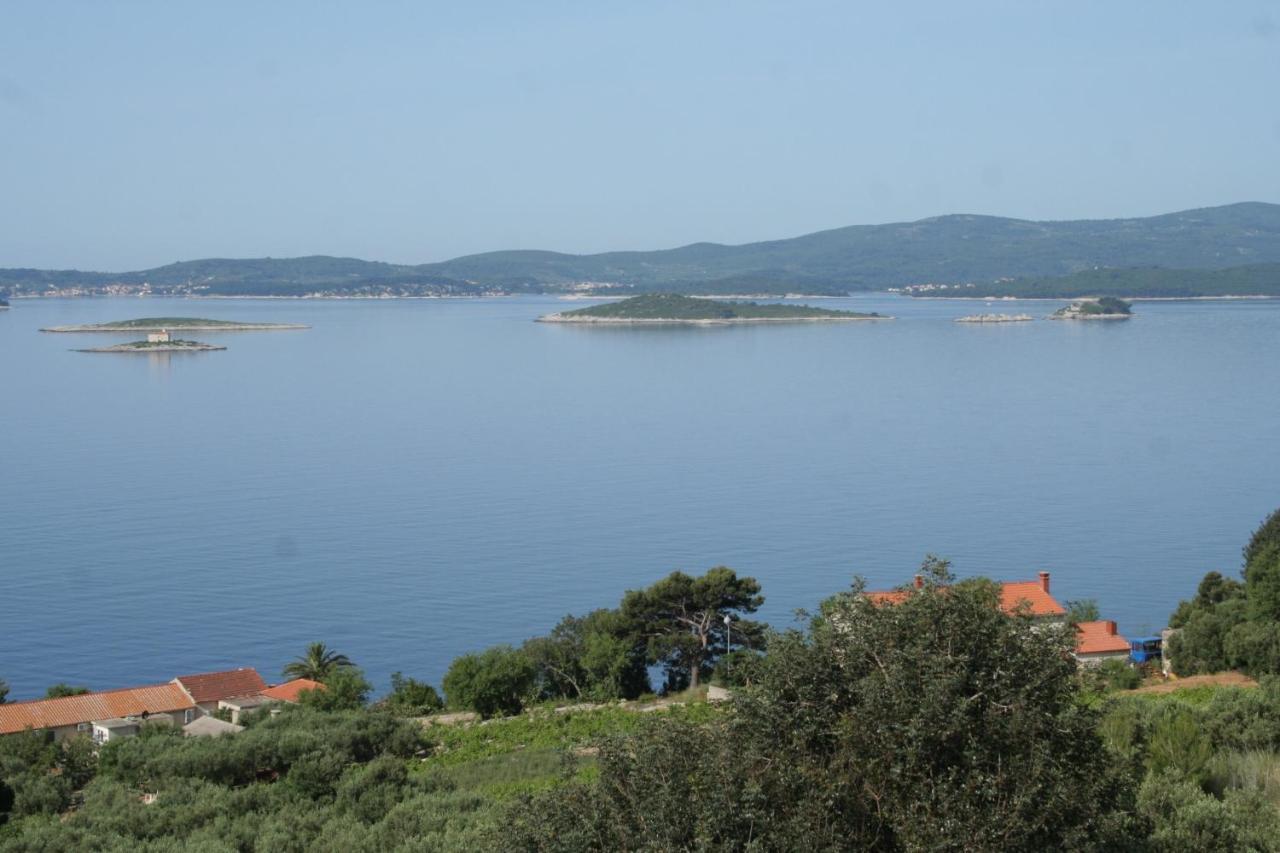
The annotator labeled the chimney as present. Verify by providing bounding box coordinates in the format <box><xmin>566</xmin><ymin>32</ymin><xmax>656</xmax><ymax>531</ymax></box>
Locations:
<box><xmin>1038</xmin><ymin>571</ymin><xmax>1050</xmax><ymax>593</ymax></box>
<box><xmin>1107</xmin><ymin>620</ymin><xmax>1117</xmax><ymax>636</ymax></box>
<box><xmin>913</xmin><ymin>574</ymin><xmax>924</xmax><ymax>589</ymax></box>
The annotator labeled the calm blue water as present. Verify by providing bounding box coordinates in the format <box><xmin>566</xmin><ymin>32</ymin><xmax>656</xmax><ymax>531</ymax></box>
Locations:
<box><xmin>2</xmin><ymin>295</ymin><xmax>1278</xmax><ymax>699</ymax></box>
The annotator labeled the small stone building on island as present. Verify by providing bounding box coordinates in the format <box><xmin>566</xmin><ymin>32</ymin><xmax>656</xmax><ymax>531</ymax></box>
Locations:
<box><xmin>147</xmin><ymin>329</ymin><xmax>170</xmax><ymax>343</ymax></box>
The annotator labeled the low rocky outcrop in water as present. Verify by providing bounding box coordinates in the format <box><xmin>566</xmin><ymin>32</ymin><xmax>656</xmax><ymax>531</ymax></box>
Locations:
<box><xmin>76</xmin><ymin>339</ymin><xmax>227</xmax><ymax>353</ymax></box>
<box><xmin>1050</xmin><ymin>297</ymin><xmax>1133</xmax><ymax>320</ymax></box>
<box><xmin>954</xmin><ymin>313</ymin><xmax>1034</xmax><ymax>323</ymax></box>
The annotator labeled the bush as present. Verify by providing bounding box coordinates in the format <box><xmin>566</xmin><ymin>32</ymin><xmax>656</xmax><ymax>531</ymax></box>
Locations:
<box><xmin>298</xmin><ymin>667</ymin><xmax>372</xmax><ymax>712</ymax></box>
<box><xmin>1139</xmin><ymin>771</ymin><xmax>1280</xmax><ymax>852</ymax></box>
<box><xmin>1089</xmin><ymin>657</ymin><xmax>1143</xmax><ymax>692</ymax></box>
<box><xmin>384</xmin><ymin>672</ymin><xmax>444</xmax><ymax>716</ymax></box>
<box><xmin>443</xmin><ymin>646</ymin><xmax>536</xmax><ymax>718</ymax></box>
<box><xmin>1147</xmin><ymin>708</ymin><xmax>1214</xmax><ymax>785</ymax></box>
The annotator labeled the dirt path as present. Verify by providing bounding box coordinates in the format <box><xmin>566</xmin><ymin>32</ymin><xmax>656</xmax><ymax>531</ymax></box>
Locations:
<box><xmin>1133</xmin><ymin>672</ymin><xmax>1258</xmax><ymax>694</ymax></box>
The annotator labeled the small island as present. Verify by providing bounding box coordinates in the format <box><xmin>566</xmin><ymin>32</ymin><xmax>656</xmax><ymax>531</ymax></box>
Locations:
<box><xmin>537</xmin><ymin>293</ymin><xmax>889</xmax><ymax>325</ymax></box>
<box><xmin>1049</xmin><ymin>297</ymin><xmax>1133</xmax><ymax>320</ymax></box>
<box><xmin>41</xmin><ymin>317</ymin><xmax>308</xmax><ymax>333</ymax></box>
<box><xmin>77</xmin><ymin>340</ymin><xmax>226</xmax><ymax>354</ymax></box>
<box><xmin>954</xmin><ymin>313</ymin><xmax>1034</xmax><ymax>323</ymax></box>
<box><xmin>75</xmin><ymin>329</ymin><xmax>225</xmax><ymax>353</ymax></box>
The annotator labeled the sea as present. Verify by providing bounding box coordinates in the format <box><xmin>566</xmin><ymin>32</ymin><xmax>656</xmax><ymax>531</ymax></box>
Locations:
<box><xmin>2</xmin><ymin>294</ymin><xmax>1277</xmax><ymax>699</ymax></box>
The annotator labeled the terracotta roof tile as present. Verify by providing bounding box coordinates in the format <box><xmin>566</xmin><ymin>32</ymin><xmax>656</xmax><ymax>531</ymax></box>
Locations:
<box><xmin>999</xmin><ymin>581</ymin><xmax>1066</xmax><ymax>617</ymax></box>
<box><xmin>260</xmin><ymin>678</ymin><xmax>324</xmax><ymax>703</ymax></box>
<box><xmin>174</xmin><ymin>668</ymin><xmax>268</xmax><ymax>704</ymax></box>
<box><xmin>864</xmin><ymin>574</ymin><xmax>1066</xmax><ymax>617</ymax></box>
<box><xmin>0</xmin><ymin>683</ymin><xmax>195</xmax><ymax>735</ymax></box>
<box><xmin>1076</xmin><ymin>620</ymin><xmax>1130</xmax><ymax>655</ymax></box>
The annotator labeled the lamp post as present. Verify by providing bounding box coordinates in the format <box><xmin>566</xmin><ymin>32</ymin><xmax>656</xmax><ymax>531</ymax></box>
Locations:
<box><xmin>723</xmin><ymin>614</ymin><xmax>732</xmax><ymax>679</ymax></box>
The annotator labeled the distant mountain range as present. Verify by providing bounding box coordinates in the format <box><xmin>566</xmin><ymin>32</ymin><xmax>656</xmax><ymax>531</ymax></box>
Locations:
<box><xmin>4</xmin><ymin>201</ymin><xmax>1280</xmax><ymax>298</ymax></box>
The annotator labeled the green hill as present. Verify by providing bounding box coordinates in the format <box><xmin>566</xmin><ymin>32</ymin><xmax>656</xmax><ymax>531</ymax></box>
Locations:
<box><xmin>5</xmin><ymin>202</ymin><xmax>1280</xmax><ymax>296</ymax></box>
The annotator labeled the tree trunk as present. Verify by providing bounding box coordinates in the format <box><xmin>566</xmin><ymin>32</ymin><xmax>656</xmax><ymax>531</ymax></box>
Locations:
<box><xmin>691</xmin><ymin>632</ymin><xmax>707</xmax><ymax>689</ymax></box>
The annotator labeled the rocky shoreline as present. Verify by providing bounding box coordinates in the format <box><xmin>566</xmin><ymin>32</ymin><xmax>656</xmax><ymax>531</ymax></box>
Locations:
<box><xmin>76</xmin><ymin>341</ymin><xmax>227</xmax><ymax>353</ymax></box>
<box><xmin>954</xmin><ymin>313</ymin><xmax>1034</xmax><ymax>323</ymax></box>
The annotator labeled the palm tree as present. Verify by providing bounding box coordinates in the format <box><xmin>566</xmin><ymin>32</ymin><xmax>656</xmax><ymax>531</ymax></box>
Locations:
<box><xmin>283</xmin><ymin>642</ymin><xmax>353</xmax><ymax>682</ymax></box>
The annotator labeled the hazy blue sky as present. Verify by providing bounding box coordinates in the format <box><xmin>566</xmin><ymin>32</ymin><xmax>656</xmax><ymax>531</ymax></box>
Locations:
<box><xmin>2</xmin><ymin>2</ymin><xmax>1278</xmax><ymax>270</ymax></box>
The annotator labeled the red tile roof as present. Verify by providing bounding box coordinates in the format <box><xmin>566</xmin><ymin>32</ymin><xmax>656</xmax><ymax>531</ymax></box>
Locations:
<box><xmin>261</xmin><ymin>678</ymin><xmax>324</xmax><ymax>703</ymax></box>
<box><xmin>865</xmin><ymin>572</ymin><xmax>1066</xmax><ymax>618</ymax></box>
<box><xmin>999</xmin><ymin>581</ymin><xmax>1066</xmax><ymax>617</ymax></box>
<box><xmin>1076</xmin><ymin>620</ymin><xmax>1130</xmax><ymax>655</ymax></box>
<box><xmin>174</xmin><ymin>668</ymin><xmax>268</xmax><ymax>704</ymax></box>
<box><xmin>0</xmin><ymin>683</ymin><xmax>195</xmax><ymax>735</ymax></box>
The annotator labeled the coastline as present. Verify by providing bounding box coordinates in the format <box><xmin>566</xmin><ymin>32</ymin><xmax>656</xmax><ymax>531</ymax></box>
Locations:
<box><xmin>912</xmin><ymin>294</ymin><xmax>1278</xmax><ymax>302</ymax></box>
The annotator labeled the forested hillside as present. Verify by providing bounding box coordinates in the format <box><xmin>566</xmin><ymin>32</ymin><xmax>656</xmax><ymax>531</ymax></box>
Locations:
<box><xmin>5</xmin><ymin>202</ymin><xmax>1280</xmax><ymax>297</ymax></box>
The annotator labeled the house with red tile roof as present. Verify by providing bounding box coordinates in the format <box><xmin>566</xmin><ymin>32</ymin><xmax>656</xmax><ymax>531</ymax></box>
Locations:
<box><xmin>1074</xmin><ymin>620</ymin><xmax>1131</xmax><ymax>664</ymax></box>
<box><xmin>0</xmin><ymin>683</ymin><xmax>196</xmax><ymax>741</ymax></box>
<box><xmin>864</xmin><ymin>571</ymin><xmax>1067</xmax><ymax>619</ymax></box>
<box><xmin>174</xmin><ymin>668</ymin><xmax>268</xmax><ymax>715</ymax></box>
<box><xmin>259</xmin><ymin>678</ymin><xmax>325</xmax><ymax>704</ymax></box>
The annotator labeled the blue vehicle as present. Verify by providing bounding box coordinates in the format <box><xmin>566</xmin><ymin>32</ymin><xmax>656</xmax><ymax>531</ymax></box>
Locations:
<box><xmin>1129</xmin><ymin>636</ymin><xmax>1163</xmax><ymax>665</ymax></box>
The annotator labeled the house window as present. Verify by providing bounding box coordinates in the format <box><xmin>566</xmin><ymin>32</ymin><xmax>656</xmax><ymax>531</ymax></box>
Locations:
<box><xmin>184</xmin><ymin>709</ymin><xmax>194</xmax><ymax>724</ymax></box>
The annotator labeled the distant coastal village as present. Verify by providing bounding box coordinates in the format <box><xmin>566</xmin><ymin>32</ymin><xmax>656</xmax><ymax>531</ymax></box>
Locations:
<box><xmin>3</xmin><ymin>202</ymin><xmax>1280</xmax><ymax>302</ymax></box>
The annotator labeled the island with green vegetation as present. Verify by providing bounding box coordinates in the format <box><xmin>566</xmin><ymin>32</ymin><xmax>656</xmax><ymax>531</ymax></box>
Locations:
<box><xmin>76</xmin><ymin>339</ymin><xmax>227</xmax><ymax>353</ymax></box>
<box><xmin>954</xmin><ymin>313</ymin><xmax>1034</xmax><ymax>323</ymax></box>
<box><xmin>40</xmin><ymin>317</ymin><xmax>309</xmax><ymax>333</ymax></box>
<box><xmin>537</xmin><ymin>293</ymin><xmax>888</xmax><ymax>325</ymax></box>
<box><xmin>1049</xmin><ymin>297</ymin><xmax>1133</xmax><ymax>320</ymax></box>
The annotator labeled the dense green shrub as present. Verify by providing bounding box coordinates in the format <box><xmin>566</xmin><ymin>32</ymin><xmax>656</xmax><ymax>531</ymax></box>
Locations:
<box><xmin>1170</xmin><ymin>508</ymin><xmax>1280</xmax><ymax>677</ymax></box>
<box><xmin>443</xmin><ymin>645</ymin><xmax>537</xmax><ymax>718</ymax></box>
<box><xmin>384</xmin><ymin>671</ymin><xmax>444</xmax><ymax>716</ymax></box>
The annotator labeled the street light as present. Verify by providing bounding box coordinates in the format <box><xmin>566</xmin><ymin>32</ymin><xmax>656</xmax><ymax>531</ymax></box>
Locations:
<box><xmin>724</xmin><ymin>614</ymin><xmax>732</xmax><ymax>678</ymax></box>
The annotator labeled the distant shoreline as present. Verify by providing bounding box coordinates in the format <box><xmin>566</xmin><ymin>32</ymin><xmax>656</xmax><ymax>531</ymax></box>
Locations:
<box><xmin>912</xmin><ymin>294</ymin><xmax>1279</xmax><ymax>302</ymax></box>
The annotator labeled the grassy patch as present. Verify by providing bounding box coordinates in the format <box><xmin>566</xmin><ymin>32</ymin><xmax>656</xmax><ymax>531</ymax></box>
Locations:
<box><xmin>425</xmin><ymin>703</ymin><xmax>721</xmax><ymax>767</ymax></box>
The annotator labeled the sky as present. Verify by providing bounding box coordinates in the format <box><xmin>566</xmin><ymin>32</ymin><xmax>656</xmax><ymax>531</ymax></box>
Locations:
<box><xmin>1</xmin><ymin>1</ymin><xmax>1278</xmax><ymax>270</ymax></box>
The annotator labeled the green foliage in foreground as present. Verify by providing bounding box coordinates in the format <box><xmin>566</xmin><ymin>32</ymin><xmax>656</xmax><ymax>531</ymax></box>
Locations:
<box><xmin>0</xmin><ymin>696</ymin><xmax>709</xmax><ymax>850</ymax></box>
<box><xmin>1169</xmin><ymin>507</ymin><xmax>1280</xmax><ymax>676</ymax></box>
<box><xmin>560</xmin><ymin>293</ymin><xmax>882</xmax><ymax>320</ymax></box>
<box><xmin>506</xmin><ymin>559</ymin><xmax>1142</xmax><ymax>851</ymax></box>
<box><xmin>1099</xmin><ymin>680</ymin><xmax>1280</xmax><ymax>849</ymax></box>
<box><xmin>443</xmin><ymin>567</ymin><xmax>765</xmax><ymax>718</ymax></box>
<box><xmin>444</xmin><ymin>645</ymin><xmax>537</xmax><ymax>719</ymax></box>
